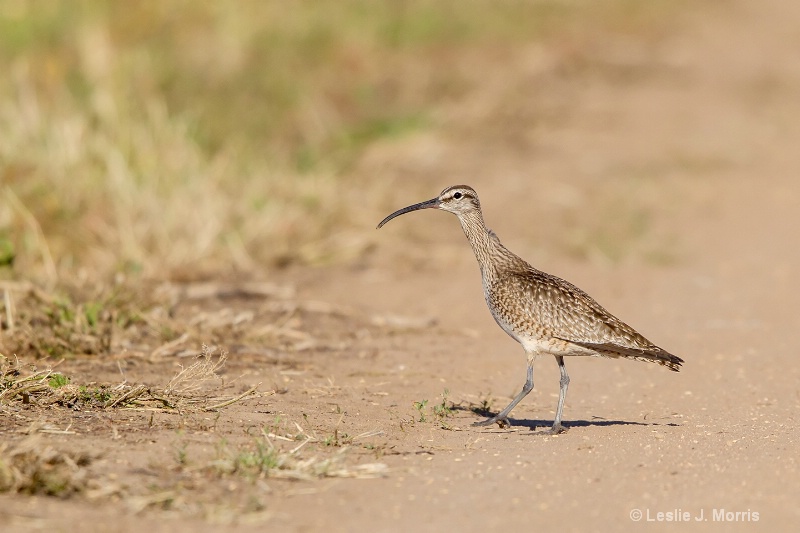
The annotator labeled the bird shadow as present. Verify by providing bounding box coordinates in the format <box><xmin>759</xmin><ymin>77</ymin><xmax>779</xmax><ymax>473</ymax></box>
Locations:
<box><xmin>451</xmin><ymin>404</ymin><xmax>678</xmax><ymax>431</ymax></box>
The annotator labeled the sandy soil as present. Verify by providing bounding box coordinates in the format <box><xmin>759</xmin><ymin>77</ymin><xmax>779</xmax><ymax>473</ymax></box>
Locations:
<box><xmin>2</xmin><ymin>1</ymin><xmax>799</xmax><ymax>531</ymax></box>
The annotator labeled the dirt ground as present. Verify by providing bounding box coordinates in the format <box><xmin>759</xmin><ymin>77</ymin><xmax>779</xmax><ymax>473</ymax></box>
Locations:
<box><xmin>2</xmin><ymin>0</ymin><xmax>800</xmax><ymax>531</ymax></box>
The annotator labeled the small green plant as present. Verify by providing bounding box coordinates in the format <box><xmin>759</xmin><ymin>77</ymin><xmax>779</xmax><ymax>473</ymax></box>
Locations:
<box><xmin>48</xmin><ymin>373</ymin><xmax>69</xmax><ymax>389</ymax></box>
<box><xmin>433</xmin><ymin>389</ymin><xmax>453</xmax><ymax>419</ymax></box>
<box><xmin>0</xmin><ymin>237</ymin><xmax>14</xmax><ymax>267</ymax></box>
<box><xmin>323</xmin><ymin>427</ymin><xmax>352</xmax><ymax>447</ymax></box>
<box><xmin>430</xmin><ymin>389</ymin><xmax>456</xmax><ymax>429</ymax></box>
<box><xmin>471</xmin><ymin>394</ymin><xmax>494</xmax><ymax>417</ymax></box>
<box><xmin>413</xmin><ymin>399</ymin><xmax>428</xmax><ymax>422</ymax></box>
<box><xmin>78</xmin><ymin>385</ymin><xmax>112</xmax><ymax>405</ymax></box>
<box><xmin>204</xmin><ymin>436</ymin><xmax>285</xmax><ymax>479</ymax></box>
<box><xmin>52</xmin><ymin>298</ymin><xmax>75</xmax><ymax>324</ymax></box>
<box><xmin>84</xmin><ymin>301</ymin><xmax>103</xmax><ymax>328</ymax></box>
<box><xmin>234</xmin><ymin>440</ymin><xmax>280</xmax><ymax>474</ymax></box>
<box><xmin>412</xmin><ymin>390</ymin><xmax>453</xmax><ymax>425</ymax></box>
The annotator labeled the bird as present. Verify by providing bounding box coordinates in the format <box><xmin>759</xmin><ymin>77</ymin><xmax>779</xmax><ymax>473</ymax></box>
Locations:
<box><xmin>377</xmin><ymin>185</ymin><xmax>683</xmax><ymax>434</ymax></box>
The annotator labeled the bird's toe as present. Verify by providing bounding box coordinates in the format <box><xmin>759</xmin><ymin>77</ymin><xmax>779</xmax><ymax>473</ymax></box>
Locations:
<box><xmin>472</xmin><ymin>416</ymin><xmax>510</xmax><ymax>428</ymax></box>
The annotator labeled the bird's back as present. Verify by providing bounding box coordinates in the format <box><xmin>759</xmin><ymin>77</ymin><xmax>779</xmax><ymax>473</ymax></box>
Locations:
<box><xmin>485</xmin><ymin>257</ymin><xmax>683</xmax><ymax>371</ymax></box>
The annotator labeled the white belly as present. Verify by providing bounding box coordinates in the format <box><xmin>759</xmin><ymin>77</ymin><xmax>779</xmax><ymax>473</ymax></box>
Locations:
<box><xmin>487</xmin><ymin>297</ymin><xmax>597</xmax><ymax>357</ymax></box>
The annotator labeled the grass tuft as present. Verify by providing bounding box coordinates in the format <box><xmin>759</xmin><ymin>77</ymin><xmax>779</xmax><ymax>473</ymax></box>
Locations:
<box><xmin>0</xmin><ymin>437</ymin><xmax>94</xmax><ymax>498</ymax></box>
<box><xmin>201</xmin><ymin>429</ymin><xmax>387</xmax><ymax>482</ymax></box>
<box><xmin>0</xmin><ymin>347</ymin><xmax>262</xmax><ymax>412</ymax></box>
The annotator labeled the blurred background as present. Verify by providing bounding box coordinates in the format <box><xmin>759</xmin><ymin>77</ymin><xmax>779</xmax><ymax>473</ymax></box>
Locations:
<box><xmin>4</xmin><ymin>3</ymin><xmax>800</xmax><ymax>528</ymax></box>
<box><xmin>0</xmin><ymin>0</ymin><xmax>693</xmax><ymax>283</ymax></box>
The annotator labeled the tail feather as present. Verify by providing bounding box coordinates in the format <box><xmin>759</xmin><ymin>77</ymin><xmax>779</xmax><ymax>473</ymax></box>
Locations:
<box><xmin>566</xmin><ymin>341</ymin><xmax>684</xmax><ymax>371</ymax></box>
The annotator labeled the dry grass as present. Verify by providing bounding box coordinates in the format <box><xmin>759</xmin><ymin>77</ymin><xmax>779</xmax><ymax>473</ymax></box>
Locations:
<box><xmin>201</xmin><ymin>430</ymin><xmax>388</xmax><ymax>482</ymax></box>
<box><xmin>0</xmin><ymin>345</ymin><xmax>263</xmax><ymax>413</ymax></box>
<box><xmin>0</xmin><ymin>436</ymin><xmax>95</xmax><ymax>497</ymax></box>
<box><xmin>0</xmin><ymin>277</ymin><xmax>425</xmax><ymax>361</ymax></box>
<box><xmin>0</xmin><ymin>347</ymin><xmax>383</xmax><ymax>515</ymax></box>
<box><xmin>123</xmin><ymin>434</ymin><xmax>387</xmax><ymax>519</ymax></box>
<box><xmin>0</xmin><ymin>279</ymin><xmax>147</xmax><ymax>359</ymax></box>
<box><xmin>0</xmin><ymin>0</ymin><xmax>687</xmax><ymax>283</ymax></box>
<box><xmin>0</xmin><ymin>341</ymin><xmax>387</xmax><ymax>514</ymax></box>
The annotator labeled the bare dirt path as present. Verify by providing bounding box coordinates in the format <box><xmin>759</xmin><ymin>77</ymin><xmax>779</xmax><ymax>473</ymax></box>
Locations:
<box><xmin>274</xmin><ymin>1</ymin><xmax>800</xmax><ymax>530</ymax></box>
<box><xmin>3</xmin><ymin>1</ymin><xmax>799</xmax><ymax>531</ymax></box>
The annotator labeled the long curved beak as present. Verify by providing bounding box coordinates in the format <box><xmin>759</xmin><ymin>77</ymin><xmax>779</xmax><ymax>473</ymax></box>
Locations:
<box><xmin>376</xmin><ymin>197</ymin><xmax>439</xmax><ymax>229</ymax></box>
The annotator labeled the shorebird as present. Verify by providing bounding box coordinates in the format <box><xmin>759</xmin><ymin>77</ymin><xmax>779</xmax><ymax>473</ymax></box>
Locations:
<box><xmin>377</xmin><ymin>185</ymin><xmax>683</xmax><ymax>434</ymax></box>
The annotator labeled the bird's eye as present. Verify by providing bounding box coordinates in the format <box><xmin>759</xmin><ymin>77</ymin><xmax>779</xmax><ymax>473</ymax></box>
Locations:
<box><xmin>453</xmin><ymin>192</ymin><xmax>463</xmax><ymax>200</ymax></box>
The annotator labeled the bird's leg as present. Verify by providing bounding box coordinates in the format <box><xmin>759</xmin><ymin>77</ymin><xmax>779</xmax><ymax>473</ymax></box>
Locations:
<box><xmin>550</xmin><ymin>356</ymin><xmax>570</xmax><ymax>434</ymax></box>
<box><xmin>473</xmin><ymin>360</ymin><xmax>534</xmax><ymax>429</ymax></box>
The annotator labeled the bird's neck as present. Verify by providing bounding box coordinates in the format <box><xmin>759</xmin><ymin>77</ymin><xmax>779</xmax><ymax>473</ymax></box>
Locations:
<box><xmin>457</xmin><ymin>211</ymin><xmax>502</xmax><ymax>279</ymax></box>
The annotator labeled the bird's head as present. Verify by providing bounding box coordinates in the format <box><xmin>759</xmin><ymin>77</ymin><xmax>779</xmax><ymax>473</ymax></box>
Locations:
<box><xmin>376</xmin><ymin>185</ymin><xmax>480</xmax><ymax>229</ymax></box>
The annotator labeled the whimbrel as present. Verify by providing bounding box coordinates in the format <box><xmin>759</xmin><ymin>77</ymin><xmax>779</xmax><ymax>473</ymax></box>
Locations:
<box><xmin>377</xmin><ymin>185</ymin><xmax>683</xmax><ymax>434</ymax></box>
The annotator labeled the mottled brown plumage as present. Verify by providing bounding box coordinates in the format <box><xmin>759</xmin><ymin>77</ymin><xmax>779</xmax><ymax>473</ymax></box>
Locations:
<box><xmin>377</xmin><ymin>185</ymin><xmax>683</xmax><ymax>433</ymax></box>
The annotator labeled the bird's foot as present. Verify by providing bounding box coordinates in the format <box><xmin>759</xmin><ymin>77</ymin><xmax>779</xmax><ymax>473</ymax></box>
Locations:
<box><xmin>548</xmin><ymin>423</ymin><xmax>568</xmax><ymax>435</ymax></box>
<box><xmin>473</xmin><ymin>416</ymin><xmax>511</xmax><ymax>429</ymax></box>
